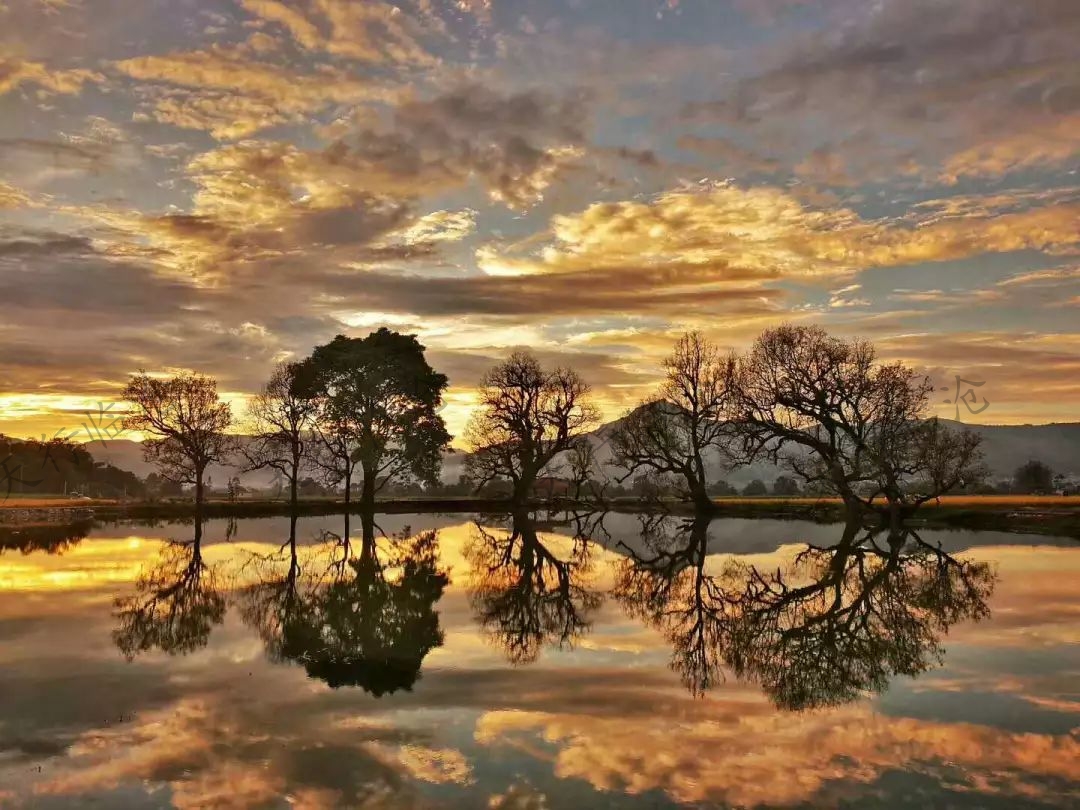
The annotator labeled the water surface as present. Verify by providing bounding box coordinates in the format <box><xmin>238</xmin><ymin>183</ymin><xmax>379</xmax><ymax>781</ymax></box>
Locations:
<box><xmin>1</xmin><ymin>512</ymin><xmax>1077</xmax><ymax>808</ymax></box>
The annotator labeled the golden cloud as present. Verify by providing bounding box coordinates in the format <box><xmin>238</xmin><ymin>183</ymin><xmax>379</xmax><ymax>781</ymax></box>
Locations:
<box><xmin>484</xmin><ymin>182</ymin><xmax>1080</xmax><ymax>284</ymax></box>
<box><xmin>474</xmin><ymin>701</ymin><xmax>1080</xmax><ymax>807</ymax></box>
<box><xmin>0</xmin><ymin>56</ymin><xmax>103</xmax><ymax>96</ymax></box>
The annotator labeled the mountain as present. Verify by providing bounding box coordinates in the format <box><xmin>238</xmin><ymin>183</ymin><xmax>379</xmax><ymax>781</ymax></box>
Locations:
<box><xmin>86</xmin><ymin>420</ymin><xmax>1080</xmax><ymax>491</ymax></box>
<box><xmin>545</xmin><ymin>416</ymin><xmax>1080</xmax><ymax>488</ymax></box>
<box><xmin>88</xmin><ymin>438</ymin><xmax>277</xmax><ymax>490</ymax></box>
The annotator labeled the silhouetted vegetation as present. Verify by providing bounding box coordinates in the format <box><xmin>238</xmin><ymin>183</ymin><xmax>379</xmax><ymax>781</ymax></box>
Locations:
<box><xmin>1013</xmin><ymin>459</ymin><xmax>1054</xmax><ymax>494</ymax></box>
<box><xmin>299</xmin><ymin>329</ymin><xmax>451</xmax><ymax>510</ymax></box>
<box><xmin>731</xmin><ymin>325</ymin><xmax>986</xmax><ymax>522</ymax></box>
<box><xmin>0</xmin><ymin>434</ymin><xmax>142</xmax><ymax>499</ymax></box>
<box><xmin>465</xmin><ymin>352</ymin><xmax>598</xmax><ymax>507</ymax></box>
<box><xmin>614</xmin><ymin>516</ymin><xmax>996</xmax><ymax>708</ymax></box>
<box><xmin>466</xmin><ymin>512</ymin><xmax>600</xmax><ymax>663</ymax></box>
<box><xmin>122</xmin><ymin>371</ymin><xmax>235</xmax><ymax>513</ymax></box>
<box><xmin>612</xmin><ymin>332</ymin><xmax>735</xmax><ymax>511</ymax></box>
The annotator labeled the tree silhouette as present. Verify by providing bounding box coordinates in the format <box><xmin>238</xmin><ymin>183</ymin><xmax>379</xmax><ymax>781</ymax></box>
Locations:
<box><xmin>242</xmin><ymin>512</ymin><xmax>449</xmax><ymax>695</ymax></box>
<box><xmin>614</xmin><ymin>516</ymin><xmax>996</xmax><ymax>709</ymax></box>
<box><xmin>121</xmin><ymin>372</ymin><xmax>235</xmax><ymax>513</ymax></box>
<box><xmin>299</xmin><ymin>329</ymin><xmax>451</xmax><ymax>509</ymax></box>
<box><xmin>113</xmin><ymin>518</ymin><xmax>226</xmax><ymax>658</ymax></box>
<box><xmin>611</xmin><ymin>332</ymin><xmax>735</xmax><ymax>512</ymax></box>
<box><xmin>466</xmin><ymin>512</ymin><xmax>600</xmax><ymax>664</ymax></box>
<box><xmin>731</xmin><ymin>325</ymin><xmax>985</xmax><ymax>521</ymax></box>
<box><xmin>244</xmin><ymin>362</ymin><xmax>321</xmax><ymax>513</ymax></box>
<box><xmin>465</xmin><ymin>352</ymin><xmax>598</xmax><ymax>507</ymax></box>
<box><xmin>0</xmin><ymin>521</ymin><xmax>91</xmax><ymax>555</ymax></box>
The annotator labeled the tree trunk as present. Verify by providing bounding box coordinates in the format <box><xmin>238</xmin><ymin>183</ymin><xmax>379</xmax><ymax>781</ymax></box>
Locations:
<box><xmin>361</xmin><ymin>468</ymin><xmax>376</xmax><ymax>511</ymax></box>
<box><xmin>289</xmin><ymin>472</ymin><xmax>299</xmax><ymax>518</ymax></box>
<box><xmin>194</xmin><ymin>468</ymin><xmax>206</xmax><ymax>521</ymax></box>
<box><xmin>690</xmin><ymin>479</ymin><xmax>714</xmax><ymax>514</ymax></box>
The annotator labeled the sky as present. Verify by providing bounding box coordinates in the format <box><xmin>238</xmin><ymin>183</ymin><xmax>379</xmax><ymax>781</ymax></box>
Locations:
<box><xmin>0</xmin><ymin>0</ymin><xmax>1078</xmax><ymax>443</ymax></box>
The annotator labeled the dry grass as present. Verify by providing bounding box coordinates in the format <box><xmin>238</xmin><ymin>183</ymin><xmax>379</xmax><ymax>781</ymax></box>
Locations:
<box><xmin>0</xmin><ymin>496</ymin><xmax>115</xmax><ymax>509</ymax></box>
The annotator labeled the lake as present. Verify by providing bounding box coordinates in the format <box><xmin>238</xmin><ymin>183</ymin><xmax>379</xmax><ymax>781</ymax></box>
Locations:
<box><xmin>1</xmin><ymin>512</ymin><xmax>1077</xmax><ymax>808</ymax></box>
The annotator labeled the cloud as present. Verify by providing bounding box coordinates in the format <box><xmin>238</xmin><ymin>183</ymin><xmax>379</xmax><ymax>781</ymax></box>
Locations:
<box><xmin>474</xmin><ymin>700</ymin><xmax>1080</xmax><ymax>807</ymax></box>
<box><xmin>115</xmin><ymin>47</ymin><xmax>396</xmax><ymax>139</ymax></box>
<box><xmin>0</xmin><ymin>56</ymin><xmax>103</xmax><ymax>96</ymax></box>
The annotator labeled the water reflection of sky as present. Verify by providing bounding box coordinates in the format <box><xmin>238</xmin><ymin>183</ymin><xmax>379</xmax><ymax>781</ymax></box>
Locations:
<box><xmin>0</xmin><ymin>514</ymin><xmax>1077</xmax><ymax>808</ymax></box>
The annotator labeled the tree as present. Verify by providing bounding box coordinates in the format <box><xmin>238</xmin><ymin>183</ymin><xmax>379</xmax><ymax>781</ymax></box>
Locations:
<box><xmin>611</xmin><ymin>332</ymin><xmax>735</xmax><ymax>512</ymax></box>
<box><xmin>772</xmin><ymin>475</ymin><xmax>800</xmax><ymax>496</ymax></box>
<box><xmin>244</xmin><ymin>362</ymin><xmax>320</xmax><ymax>514</ymax></box>
<box><xmin>300</xmin><ymin>329</ymin><xmax>450</xmax><ymax>510</ymax></box>
<box><xmin>565</xmin><ymin>439</ymin><xmax>603</xmax><ymax>502</ymax></box>
<box><xmin>113</xmin><ymin>518</ymin><xmax>225</xmax><ymax>658</ymax></box>
<box><xmin>262</xmin><ymin>515</ymin><xmax>449</xmax><ymax>694</ymax></box>
<box><xmin>121</xmin><ymin>372</ymin><xmax>235</xmax><ymax>512</ymax></box>
<box><xmin>742</xmin><ymin>479</ymin><xmax>767</xmax><ymax>496</ymax></box>
<box><xmin>614</xmin><ymin>517</ymin><xmax>995</xmax><ymax>707</ymax></box>
<box><xmin>466</xmin><ymin>513</ymin><xmax>599</xmax><ymax>664</ymax></box>
<box><xmin>732</xmin><ymin>325</ymin><xmax>984</xmax><ymax>522</ymax></box>
<box><xmin>465</xmin><ymin>352</ymin><xmax>598</xmax><ymax>506</ymax></box>
<box><xmin>1013</xmin><ymin>460</ymin><xmax>1054</xmax><ymax>494</ymax></box>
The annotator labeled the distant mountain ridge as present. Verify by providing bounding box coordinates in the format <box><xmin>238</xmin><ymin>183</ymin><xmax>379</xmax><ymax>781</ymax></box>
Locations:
<box><xmin>87</xmin><ymin>420</ymin><xmax>1080</xmax><ymax>489</ymax></box>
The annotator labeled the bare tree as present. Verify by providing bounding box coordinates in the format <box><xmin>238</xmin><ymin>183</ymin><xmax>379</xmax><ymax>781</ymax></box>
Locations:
<box><xmin>611</xmin><ymin>332</ymin><xmax>735</xmax><ymax>512</ymax></box>
<box><xmin>731</xmin><ymin>325</ymin><xmax>984</xmax><ymax>522</ymax></box>
<box><xmin>244</xmin><ymin>362</ymin><xmax>320</xmax><ymax>514</ymax></box>
<box><xmin>565</xmin><ymin>438</ymin><xmax>603</xmax><ymax>502</ymax></box>
<box><xmin>465</xmin><ymin>352</ymin><xmax>598</xmax><ymax>506</ymax></box>
<box><xmin>121</xmin><ymin>371</ymin><xmax>235</xmax><ymax>512</ymax></box>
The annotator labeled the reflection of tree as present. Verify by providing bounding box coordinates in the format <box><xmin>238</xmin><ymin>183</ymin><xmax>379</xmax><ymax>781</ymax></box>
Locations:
<box><xmin>614</xmin><ymin>517</ymin><xmax>996</xmax><ymax>709</ymax></box>
<box><xmin>0</xmin><ymin>521</ymin><xmax>92</xmax><ymax>555</ymax></box>
<box><xmin>113</xmin><ymin>519</ymin><xmax>225</xmax><ymax>658</ymax></box>
<box><xmin>240</xmin><ymin>512</ymin><xmax>449</xmax><ymax>696</ymax></box>
<box><xmin>467</xmin><ymin>512</ymin><xmax>600</xmax><ymax>664</ymax></box>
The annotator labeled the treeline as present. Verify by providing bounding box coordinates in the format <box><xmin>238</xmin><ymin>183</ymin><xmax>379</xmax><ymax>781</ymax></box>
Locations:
<box><xmin>122</xmin><ymin>324</ymin><xmax>985</xmax><ymax>521</ymax></box>
<box><xmin>0</xmin><ymin>434</ymin><xmax>144</xmax><ymax>499</ymax></box>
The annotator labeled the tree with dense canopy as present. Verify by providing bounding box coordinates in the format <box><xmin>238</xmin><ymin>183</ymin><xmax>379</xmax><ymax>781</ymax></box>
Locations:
<box><xmin>299</xmin><ymin>329</ymin><xmax>450</xmax><ymax>510</ymax></box>
<box><xmin>465</xmin><ymin>352</ymin><xmax>598</xmax><ymax>506</ymax></box>
<box><xmin>1013</xmin><ymin>459</ymin><xmax>1054</xmax><ymax>494</ymax></box>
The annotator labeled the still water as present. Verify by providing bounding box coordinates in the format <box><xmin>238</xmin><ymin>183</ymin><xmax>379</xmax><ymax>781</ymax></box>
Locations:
<box><xmin>0</xmin><ymin>512</ymin><xmax>1077</xmax><ymax>808</ymax></box>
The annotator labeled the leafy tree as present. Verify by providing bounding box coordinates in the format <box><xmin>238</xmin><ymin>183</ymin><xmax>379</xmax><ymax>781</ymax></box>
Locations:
<box><xmin>244</xmin><ymin>362</ymin><xmax>320</xmax><ymax>514</ymax></box>
<box><xmin>121</xmin><ymin>372</ymin><xmax>235</xmax><ymax>512</ymax></box>
<box><xmin>732</xmin><ymin>325</ymin><xmax>984</xmax><ymax>522</ymax></box>
<box><xmin>612</xmin><ymin>332</ymin><xmax>735</xmax><ymax>511</ymax></box>
<box><xmin>1013</xmin><ymin>460</ymin><xmax>1054</xmax><ymax>494</ymax></box>
<box><xmin>301</xmin><ymin>329</ymin><xmax>450</xmax><ymax>510</ymax></box>
<box><xmin>465</xmin><ymin>352</ymin><xmax>598</xmax><ymax>506</ymax></box>
<box><xmin>742</xmin><ymin>478</ymin><xmax>768</xmax><ymax>496</ymax></box>
<box><xmin>772</xmin><ymin>475</ymin><xmax>801</xmax><ymax>496</ymax></box>
<box><xmin>707</xmin><ymin>479</ymin><xmax>737</xmax><ymax>496</ymax></box>
<box><xmin>253</xmin><ymin>515</ymin><xmax>449</xmax><ymax>695</ymax></box>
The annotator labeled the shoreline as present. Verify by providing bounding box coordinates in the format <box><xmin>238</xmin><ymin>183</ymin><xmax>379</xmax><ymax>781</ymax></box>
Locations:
<box><xmin>2</xmin><ymin>495</ymin><xmax>1079</xmax><ymax>537</ymax></box>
